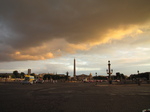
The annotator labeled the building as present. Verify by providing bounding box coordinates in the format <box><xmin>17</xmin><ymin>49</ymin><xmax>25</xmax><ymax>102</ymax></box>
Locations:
<box><xmin>76</xmin><ymin>73</ymin><xmax>93</xmax><ymax>81</ymax></box>
<box><xmin>28</xmin><ymin>69</ymin><xmax>31</xmax><ymax>75</ymax></box>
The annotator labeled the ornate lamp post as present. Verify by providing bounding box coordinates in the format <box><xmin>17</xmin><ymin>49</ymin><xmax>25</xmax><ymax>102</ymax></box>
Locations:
<box><xmin>106</xmin><ymin>60</ymin><xmax>113</xmax><ymax>84</ymax></box>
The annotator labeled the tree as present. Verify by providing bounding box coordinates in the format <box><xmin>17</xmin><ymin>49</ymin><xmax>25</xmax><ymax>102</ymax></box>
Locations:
<box><xmin>13</xmin><ymin>70</ymin><xmax>20</xmax><ymax>78</ymax></box>
<box><xmin>0</xmin><ymin>74</ymin><xmax>9</xmax><ymax>78</ymax></box>
<box><xmin>43</xmin><ymin>74</ymin><xmax>61</xmax><ymax>80</ymax></box>
<box><xmin>20</xmin><ymin>72</ymin><xmax>25</xmax><ymax>78</ymax></box>
<box><xmin>116</xmin><ymin>72</ymin><xmax>121</xmax><ymax>79</ymax></box>
<box><xmin>116</xmin><ymin>72</ymin><xmax>125</xmax><ymax>80</ymax></box>
<box><xmin>30</xmin><ymin>73</ymin><xmax>37</xmax><ymax>78</ymax></box>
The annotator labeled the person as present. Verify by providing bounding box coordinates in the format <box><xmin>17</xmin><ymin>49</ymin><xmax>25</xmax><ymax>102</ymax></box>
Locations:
<box><xmin>137</xmin><ymin>78</ymin><xmax>141</xmax><ymax>86</ymax></box>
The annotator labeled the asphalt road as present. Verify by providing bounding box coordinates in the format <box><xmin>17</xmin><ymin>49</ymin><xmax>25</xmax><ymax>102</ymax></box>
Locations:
<box><xmin>0</xmin><ymin>82</ymin><xmax>150</xmax><ymax>112</ymax></box>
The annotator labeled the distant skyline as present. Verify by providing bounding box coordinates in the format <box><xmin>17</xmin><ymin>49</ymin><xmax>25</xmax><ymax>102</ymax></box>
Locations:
<box><xmin>0</xmin><ymin>0</ymin><xmax>150</xmax><ymax>76</ymax></box>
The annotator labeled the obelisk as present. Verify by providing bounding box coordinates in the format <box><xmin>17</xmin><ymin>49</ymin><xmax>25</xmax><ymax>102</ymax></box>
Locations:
<box><xmin>73</xmin><ymin>58</ymin><xmax>76</xmax><ymax>79</ymax></box>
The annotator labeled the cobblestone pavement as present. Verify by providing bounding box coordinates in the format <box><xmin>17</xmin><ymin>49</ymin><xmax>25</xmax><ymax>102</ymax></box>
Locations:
<box><xmin>0</xmin><ymin>82</ymin><xmax>150</xmax><ymax>112</ymax></box>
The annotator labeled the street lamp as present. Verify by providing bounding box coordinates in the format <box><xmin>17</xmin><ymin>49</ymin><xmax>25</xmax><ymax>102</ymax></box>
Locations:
<box><xmin>95</xmin><ymin>72</ymin><xmax>97</xmax><ymax>85</ymax></box>
<box><xmin>66</xmin><ymin>71</ymin><xmax>69</xmax><ymax>81</ymax></box>
<box><xmin>106</xmin><ymin>60</ymin><xmax>113</xmax><ymax>84</ymax></box>
<box><xmin>137</xmin><ymin>70</ymin><xmax>141</xmax><ymax>86</ymax></box>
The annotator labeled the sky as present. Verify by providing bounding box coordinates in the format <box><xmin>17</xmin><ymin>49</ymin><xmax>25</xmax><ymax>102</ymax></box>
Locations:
<box><xmin>0</xmin><ymin>0</ymin><xmax>150</xmax><ymax>76</ymax></box>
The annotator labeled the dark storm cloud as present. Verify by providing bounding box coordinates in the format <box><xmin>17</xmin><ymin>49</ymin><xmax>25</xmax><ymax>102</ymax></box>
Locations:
<box><xmin>0</xmin><ymin>0</ymin><xmax>150</xmax><ymax>61</ymax></box>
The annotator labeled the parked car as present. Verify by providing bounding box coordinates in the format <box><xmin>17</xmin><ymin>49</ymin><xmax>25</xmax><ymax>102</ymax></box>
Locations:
<box><xmin>36</xmin><ymin>78</ymin><xmax>44</xmax><ymax>83</ymax></box>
